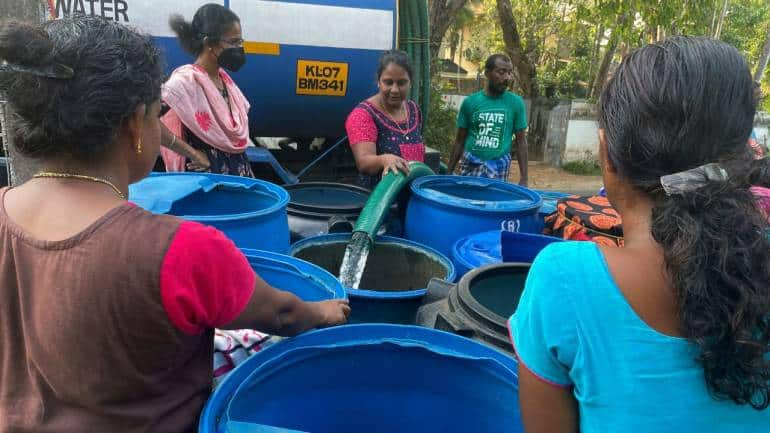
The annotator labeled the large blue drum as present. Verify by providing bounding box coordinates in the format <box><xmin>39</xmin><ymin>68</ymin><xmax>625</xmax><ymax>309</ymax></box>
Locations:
<box><xmin>200</xmin><ymin>324</ymin><xmax>523</xmax><ymax>433</ymax></box>
<box><xmin>405</xmin><ymin>176</ymin><xmax>542</xmax><ymax>258</ymax></box>
<box><xmin>129</xmin><ymin>173</ymin><xmax>290</xmax><ymax>253</ymax></box>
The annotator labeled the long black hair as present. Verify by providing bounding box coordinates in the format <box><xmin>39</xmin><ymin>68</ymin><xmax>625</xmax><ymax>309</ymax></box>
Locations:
<box><xmin>0</xmin><ymin>17</ymin><xmax>162</xmax><ymax>162</ymax></box>
<box><xmin>169</xmin><ymin>3</ymin><xmax>240</xmax><ymax>57</ymax></box>
<box><xmin>598</xmin><ymin>36</ymin><xmax>770</xmax><ymax>409</ymax></box>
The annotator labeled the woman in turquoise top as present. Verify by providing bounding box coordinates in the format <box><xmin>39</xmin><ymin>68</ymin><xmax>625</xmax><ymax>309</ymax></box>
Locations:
<box><xmin>510</xmin><ymin>37</ymin><xmax>770</xmax><ymax>433</ymax></box>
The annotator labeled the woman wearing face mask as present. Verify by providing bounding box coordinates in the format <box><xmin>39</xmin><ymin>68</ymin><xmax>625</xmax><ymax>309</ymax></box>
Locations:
<box><xmin>344</xmin><ymin>50</ymin><xmax>424</xmax><ymax>188</ymax></box>
<box><xmin>161</xmin><ymin>4</ymin><xmax>253</xmax><ymax>176</ymax></box>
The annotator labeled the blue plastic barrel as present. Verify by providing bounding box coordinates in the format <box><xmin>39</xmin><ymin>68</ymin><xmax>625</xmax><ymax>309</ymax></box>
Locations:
<box><xmin>200</xmin><ymin>324</ymin><xmax>522</xmax><ymax>433</ymax></box>
<box><xmin>405</xmin><ymin>176</ymin><xmax>542</xmax><ymax>258</ymax></box>
<box><xmin>240</xmin><ymin>249</ymin><xmax>346</xmax><ymax>301</ymax></box>
<box><xmin>290</xmin><ymin>234</ymin><xmax>455</xmax><ymax>324</ymax></box>
<box><xmin>452</xmin><ymin>230</ymin><xmax>503</xmax><ymax>278</ymax></box>
<box><xmin>129</xmin><ymin>172</ymin><xmax>290</xmax><ymax>253</ymax></box>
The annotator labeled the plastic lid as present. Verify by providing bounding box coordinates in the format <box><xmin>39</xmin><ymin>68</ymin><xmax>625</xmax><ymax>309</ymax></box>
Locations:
<box><xmin>452</xmin><ymin>230</ymin><xmax>502</xmax><ymax>270</ymax></box>
<box><xmin>284</xmin><ymin>182</ymin><xmax>370</xmax><ymax>214</ymax></box>
<box><xmin>410</xmin><ymin>175</ymin><xmax>542</xmax><ymax>213</ymax></box>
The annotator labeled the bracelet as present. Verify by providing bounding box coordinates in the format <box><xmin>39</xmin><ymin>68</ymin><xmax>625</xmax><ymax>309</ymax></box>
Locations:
<box><xmin>170</xmin><ymin>135</ymin><xmax>177</xmax><ymax>148</ymax></box>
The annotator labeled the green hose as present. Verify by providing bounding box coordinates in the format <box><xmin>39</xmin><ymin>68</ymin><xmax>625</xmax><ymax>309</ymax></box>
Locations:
<box><xmin>352</xmin><ymin>161</ymin><xmax>435</xmax><ymax>239</ymax></box>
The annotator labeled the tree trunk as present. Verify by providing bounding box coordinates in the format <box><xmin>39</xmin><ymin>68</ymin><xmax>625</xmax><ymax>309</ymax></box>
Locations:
<box><xmin>588</xmin><ymin>11</ymin><xmax>631</xmax><ymax>100</ymax></box>
<box><xmin>754</xmin><ymin>24</ymin><xmax>770</xmax><ymax>83</ymax></box>
<box><xmin>589</xmin><ymin>30</ymin><xmax>619</xmax><ymax>100</ymax></box>
<box><xmin>428</xmin><ymin>0</ymin><xmax>470</xmax><ymax>65</ymax></box>
<box><xmin>713</xmin><ymin>0</ymin><xmax>729</xmax><ymax>39</ymax></box>
<box><xmin>671</xmin><ymin>0</ymin><xmax>689</xmax><ymax>35</ymax></box>
<box><xmin>449</xmin><ymin>30</ymin><xmax>459</xmax><ymax>61</ymax></box>
<box><xmin>0</xmin><ymin>0</ymin><xmax>48</xmax><ymax>186</ymax></box>
<box><xmin>495</xmin><ymin>0</ymin><xmax>537</xmax><ymax>97</ymax></box>
<box><xmin>587</xmin><ymin>23</ymin><xmax>605</xmax><ymax>95</ymax></box>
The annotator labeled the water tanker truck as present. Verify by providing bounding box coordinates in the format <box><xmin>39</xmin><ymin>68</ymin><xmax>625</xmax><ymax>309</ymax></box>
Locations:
<box><xmin>47</xmin><ymin>0</ymin><xmax>435</xmax><ymax>184</ymax></box>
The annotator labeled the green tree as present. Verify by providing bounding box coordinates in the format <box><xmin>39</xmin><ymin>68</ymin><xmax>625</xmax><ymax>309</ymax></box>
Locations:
<box><xmin>436</xmin><ymin>0</ymin><xmax>770</xmax><ymax>106</ymax></box>
<box><xmin>428</xmin><ymin>0</ymin><xmax>472</xmax><ymax>64</ymax></box>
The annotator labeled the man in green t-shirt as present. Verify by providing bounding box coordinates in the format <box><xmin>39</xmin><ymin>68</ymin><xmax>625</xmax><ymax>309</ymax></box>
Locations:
<box><xmin>448</xmin><ymin>54</ymin><xmax>529</xmax><ymax>185</ymax></box>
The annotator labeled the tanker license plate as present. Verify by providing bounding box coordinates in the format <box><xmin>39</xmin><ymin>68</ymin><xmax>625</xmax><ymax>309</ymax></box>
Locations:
<box><xmin>296</xmin><ymin>60</ymin><xmax>349</xmax><ymax>97</ymax></box>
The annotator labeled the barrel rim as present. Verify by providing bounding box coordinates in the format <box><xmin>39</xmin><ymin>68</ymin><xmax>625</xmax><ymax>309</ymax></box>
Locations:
<box><xmin>199</xmin><ymin>324</ymin><xmax>518</xmax><ymax>433</ymax></box>
<box><xmin>137</xmin><ymin>172</ymin><xmax>290</xmax><ymax>221</ymax></box>
<box><xmin>289</xmin><ymin>233</ymin><xmax>457</xmax><ymax>299</ymax></box>
<box><xmin>240</xmin><ymin>248</ymin><xmax>347</xmax><ymax>300</ymax></box>
<box><xmin>409</xmin><ymin>175</ymin><xmax>543</xmax><ymax>213</ymax></box>
<box><xmin>457</xmin><ymin>262</ymin><xmax>531</xmax><ymax>331</ymax></box>
<box><xmin>283</xmin><ymin>181</ymin><xmax>372</xmax><ymax>215</ymax></box>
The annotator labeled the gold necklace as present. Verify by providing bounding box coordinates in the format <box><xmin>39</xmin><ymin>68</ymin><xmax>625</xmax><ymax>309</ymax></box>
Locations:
<box><xmin>33</xmin><ymin>172</ymin><xmax>126</xmax><ymax>200</ymax></box>
<box><xmin>377</xmin><ymin>99</ymin><xmax>410</xmax><ymax>136</ymax></box>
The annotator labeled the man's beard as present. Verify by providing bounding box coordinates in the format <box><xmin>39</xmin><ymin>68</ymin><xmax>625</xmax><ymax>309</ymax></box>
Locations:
<box><xmin>489</xmin><ymin>83</ymin><xmax>508</xmax><ymax>95</ymax></box>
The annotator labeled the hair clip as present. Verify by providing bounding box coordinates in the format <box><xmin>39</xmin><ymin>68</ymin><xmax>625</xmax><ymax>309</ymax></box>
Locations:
<box><xmin>659</xmin><ymin>163</ymin><xmax>728</xmax><ymax>196</ymax></box>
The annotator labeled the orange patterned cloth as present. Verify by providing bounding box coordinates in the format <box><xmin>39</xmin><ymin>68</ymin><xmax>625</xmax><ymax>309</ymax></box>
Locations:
<box><xmin>543</xmin><ymin>195</ymin><xmax>624</xmax><ymax>246</ymax></box>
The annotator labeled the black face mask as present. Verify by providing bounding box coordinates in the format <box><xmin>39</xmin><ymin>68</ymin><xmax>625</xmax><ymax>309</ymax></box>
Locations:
<box><xmin>217</xmin><ymin>47</ymin><xmax>246</xmax><ymax>72</ymax></box>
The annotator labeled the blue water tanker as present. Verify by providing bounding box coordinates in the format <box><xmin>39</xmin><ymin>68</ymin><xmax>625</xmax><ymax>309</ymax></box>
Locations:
<box><xmin>240</xmin><ymin>249</ymin><xmax>346</xmax><ymax>301</ymax></box>
<box><xmin>200</xmin><ymin>324</ymin><xmax>523</xmax><ymax>433</ymax></box>
<box><xmin>51</xmin><ymin>0</ymin><xmax>408</xmax><ymax>139</ymax></box>
<box><xmin>290</xmin><ymin>234</ymin><xmax>455</xmax><ymax>324</ymax></box>
<box><xmin>51</xmin><ymin>0</ymin><xmax>418</xmax><ymax>138</ymax></box>
<box><xmin>405</xmin><ymin>176</ymin><xmax>543</xmax><ymax>259</ymax></box>
<box><xmin>129</xmin><ymin>173</ymin><xmax>290</xmax><ymax>253</ymax></box>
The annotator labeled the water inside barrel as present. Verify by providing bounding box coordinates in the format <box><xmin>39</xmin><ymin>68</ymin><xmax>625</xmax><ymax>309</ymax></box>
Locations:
<box><xmin>169</xmin><ymin>189</ymin><xmax>276</xmax><ymax>216</ymax></box>
<box><xmin>297</xmin><ymin>240</ymin><xmax>449</xmax><ymax>291</ymax></box>
<box><xmin>469</xmin><ymin>268</ymin><xmax>529</xmax><ymax>319</ymax></box>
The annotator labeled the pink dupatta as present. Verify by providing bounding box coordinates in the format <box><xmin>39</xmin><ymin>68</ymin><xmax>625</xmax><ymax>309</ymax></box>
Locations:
<box><xmin>160</xmin><ymin>64</ymin><xmax>250</xmax><ymax>171</ymax></box>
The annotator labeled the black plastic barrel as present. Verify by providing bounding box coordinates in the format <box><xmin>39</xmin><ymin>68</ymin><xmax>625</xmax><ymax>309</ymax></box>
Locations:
<box><xmin>416</xmin><ymin>262</ymin><xmax>530</xmax><ymax>353</ymax></box>
<box><xmin>283</xmin><ymin>182</ymin><xmax>400</xmax><ymax>242</ymax></box>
